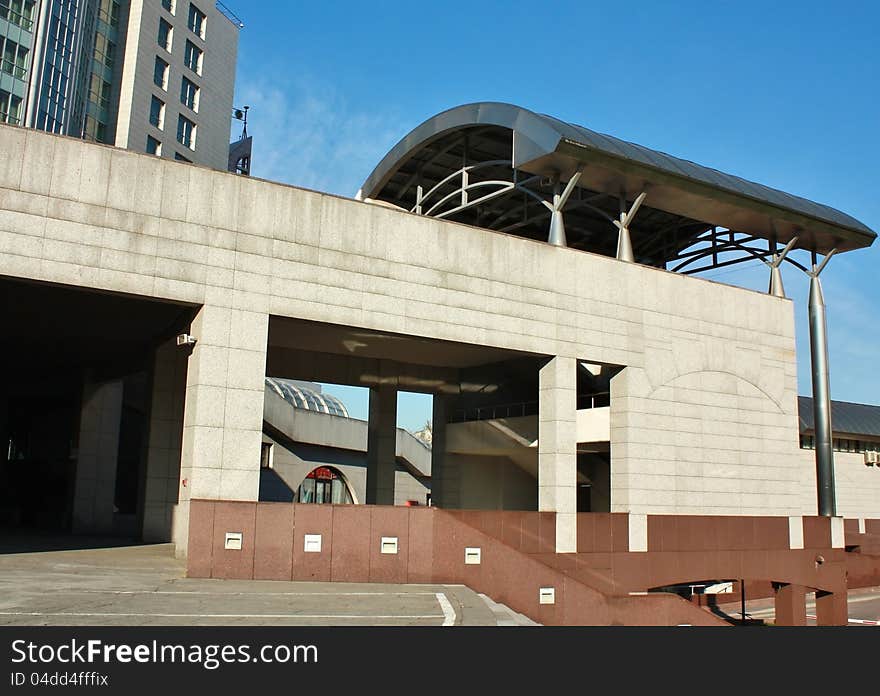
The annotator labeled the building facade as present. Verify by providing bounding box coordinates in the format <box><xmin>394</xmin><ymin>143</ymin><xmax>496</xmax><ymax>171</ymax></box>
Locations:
<box><xmin>0</xmin><ymin>101</ymin><xmax>877</xmax><ymax>625</ymax></box>
<box><xmin>0</xmin><ymin>0</ymin><xmax>241</xmax><ymax>170</ymax></box>
<box><xmin>797</xmin><ymin>397</ymin><xmax>880</xmax><ymax>519</ymax></box>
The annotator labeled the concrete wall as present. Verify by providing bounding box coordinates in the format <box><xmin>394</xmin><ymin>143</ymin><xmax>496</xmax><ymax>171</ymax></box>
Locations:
<box><xmin>798</xmin><ymin>449</ymin><xmax>880</xmax><ymax>518</ymax></box>
<box><xmin>72</xmin><ymin>377</ymin><xmax>123</xmax><ymax>533</ymax></box>
<box><xmin>455</xmin><ymin>454</ymin><xmax>537</xmax><ymax>511</ymax></box>
<box><xmin>142</xmin><ymin>337</ymin><xmax>188</xmax><ymax>542</ymax></box>
<box><xmin>393</xmin><ymin>470</ymin><xmax>429</xmax><ymax>507</ymax></box>
<box><xmin>577</xmin><ymin>407</ymin><xmax>610</xmax><ymax>442</ymax></box>
<box><xmin>0</xmin><ymin>126</ymin><xmax>804</xmax><ymax>517</ymax></box>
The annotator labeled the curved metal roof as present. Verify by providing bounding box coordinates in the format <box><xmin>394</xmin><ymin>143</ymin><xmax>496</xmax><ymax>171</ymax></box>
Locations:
<box><xmin>360</xmin><ymin>102</ymin><xmax>875</xmax><ymax>259</ymax></box>
<box><xmin>265</xmin><ymin>378</ymin><xmax>350</xmax><ymax>418</ymax></box>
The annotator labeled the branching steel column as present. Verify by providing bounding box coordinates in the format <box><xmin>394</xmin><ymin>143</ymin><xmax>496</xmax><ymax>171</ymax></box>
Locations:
<box><xmin>613</xmin><ymin>192</ymin><xmax>645</xmax><ymax>262</ymax></box>
<box><xmin>548</xmin><ymin>207</ymin><xmax>567</xmax><ymax>247</ymax></box>
<box><xmin>769</xmin><ymin>265</ymin><xmax>786</xmax><ymax>298</ymax></box>
<box><xmin>544</xmin><ymin>170</ymin><xmax>581</xmax><ymax>247</ymax></box>
<box><xmin>768</xmin><ymin>236</ymin><xmax>798</xmax><ymax>298</ymax></box>
<box><xmin>808</xmin><ymin>251</ymin><xmax>836</xmax><ymax>516</ymax></box>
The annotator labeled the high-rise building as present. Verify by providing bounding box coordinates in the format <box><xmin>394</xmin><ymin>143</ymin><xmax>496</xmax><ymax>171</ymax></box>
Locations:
<box><xmin>0</xmin><ymin>0</ymin><xmax>244</xmax><ymax>171</ymax></box>
<box><xmin>0</xmin><ymin>1</ymin><xmax>37</xmax><ymax>126</ymax></box>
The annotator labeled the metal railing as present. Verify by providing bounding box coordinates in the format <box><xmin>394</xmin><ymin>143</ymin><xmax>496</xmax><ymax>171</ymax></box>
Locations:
<box><xmin>578</xmin><ymin>391</ymin><xmax>610</xmax><ymax>409</ymax></box>
<box><xmin>451</xmin><ymin>400</ymin><xmax>539</xmax><ymax>423</ymax></box>
<box><xmin>215</xmin><ymin>1</ymin><xmax>244</xmax><ymax>27</ymax></box>
<box><xmin>450</xmin><ymin>392</ymin><xmax>611</xmax><ymax>423</ymax></box>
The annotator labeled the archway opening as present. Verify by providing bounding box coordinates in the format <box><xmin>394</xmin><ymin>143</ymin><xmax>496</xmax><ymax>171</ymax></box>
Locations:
<box><xmin>296</xmin><ymin>466</ymin><xmax>354</xmax><ymax>505</ymax></box>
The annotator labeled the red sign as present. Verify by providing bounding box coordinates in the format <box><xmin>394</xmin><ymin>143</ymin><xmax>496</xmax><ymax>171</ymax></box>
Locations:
<box><xmin>306</xmin><ymin>467</ymin><xmax>337</xmax><ymax>480</ymax></box>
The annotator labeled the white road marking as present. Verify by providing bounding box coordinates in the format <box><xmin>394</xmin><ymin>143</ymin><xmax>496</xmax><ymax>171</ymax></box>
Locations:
<box><xmin>805</xmin><ymin>614</ymin><xmax>879</xmax><ymax>625</ymax></box>
<box><xmin>66</xmin><ymin>590</ymin><xmax>438</xmax><ymax>596</ymax></box>
<box><xmin>436</xmin><ymin>592</ymin><xmax>456</xmax><ymax>626</ymax></box>
<box><xmin>0</xmin><ymin>612</ymin><xmax>444</xmax><ymax>620</ymax></box>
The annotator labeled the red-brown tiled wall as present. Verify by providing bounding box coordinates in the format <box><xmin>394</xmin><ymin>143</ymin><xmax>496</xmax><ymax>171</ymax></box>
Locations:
<box><xmin>802</xmin><ymin>516</ymin><xmax>831</xmax><ymax>548</ymax></box>
<box><xmin>577</xmin><ymin>513</ymin><xmax>629</xmax><ymax>552</ymax></box>
<box><xmin>406</xmin><ymin>507</ymin><xmax>434</xmax><ymax>583</ymax></box>
<box><xmin>185</xmin><ymin>502</ymin><xmax>872</xmax><ymax>626</ymax></box>
<box><xmin>211</xmin><ymin>501</ymin><xmax>257</xmax><ymax>580</ymax></box>
<box><xmin>368</xmin><ymin>506</ymin><xmax>410</xmax><ymax>584</ymax></box>
<box><xmin>329</xmin><ymin>505</ymin><xmax>370</xmax><ymax>582</ymax></box>
<box><xmin>254</xmin><ymin>502</ymin><xmax>294</xmax><ymax>580</ymax></box>
<box><xmin>292</xmin><ymin>504</ymin><xmax>334</xmax><ymax>581</ymax></box>
<box><xmin>446</xmin><ymin>510</ymin><xmax>556</xmax><ymax>553</ymax></box>
<box><xmin>186</xmin><ymin>500</ymin><xmax>215</xmax><ymax>578</ymax></box>
<box><xmin>647</xmin><ymin>515</ymin><xmax>789</xmax><ymax>552</ymax></box>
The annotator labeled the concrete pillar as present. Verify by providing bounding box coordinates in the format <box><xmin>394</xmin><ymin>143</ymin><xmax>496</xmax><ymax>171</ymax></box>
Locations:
<box><xmin>774</xmin><ymin>583</ymin><xmax>807</xmax><ymax>626</ymax></box>
<box><xmin>366</xmin><ymin>384</ymin><xmax>397</xmax><ymax>505</ymax></box>
<box><xmin>141</xmin><ymin>338</ymin><xmax>188</xmax><ymax>543</ymax></box>
<box><xmin>177</xmin><ymin>305</ymin><xmax>268</xmax><ymax>556</ymax></box>
<box><xmin>815</xmin><ymin>589</ymin><xmax>848</xmax><ymax>626</ymax></box>
<box><xmin>539</xmin><ymin>356</ymin><xmax>577</xmax><ymax>553</ymax></box>
<box><xmin>429</xmin><ymin>394</ymin><xmax>458</xmax><ymax>508</ymax></box>
<box><xmin>72</xmin><ymin>377</ymin><xmax>124</xmax><ymax>533</ymax></box>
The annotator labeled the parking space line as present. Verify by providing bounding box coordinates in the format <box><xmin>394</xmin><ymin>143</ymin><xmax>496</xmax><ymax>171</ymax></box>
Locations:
<box><xmin>436</xmin><ymin>592</ymin><xmax>456</xmax><ymax>626</ymax></box>
<box><xmin>0</xmin><ymin>611</ymin><xmax>445</xmax><ymax>620</ymax></box>
<box><xmin>66</xmin><ymin>590</ymin><xmax>439</xmax><ymax>596</ymax></box>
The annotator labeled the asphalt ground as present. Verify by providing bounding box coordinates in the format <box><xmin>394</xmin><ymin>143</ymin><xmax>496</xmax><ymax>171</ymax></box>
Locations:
<box><xmin>0</xmin><ymin>542</ymin><xmax>518</xmax><ymax>627</ymax></box>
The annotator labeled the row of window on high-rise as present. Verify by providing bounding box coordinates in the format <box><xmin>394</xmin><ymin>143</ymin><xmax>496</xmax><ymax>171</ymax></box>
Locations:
<box><xmin>93</xmin><ymin>30</ymin><xmax>115</xmax><ymax>71</ymax></box>
<box><xmin>148</xmin><ymin>97</ymin><xmax>195</xmax><ymax>147</ymax></box>
<box><xmin>161</xmin><ymin>0</ymin><xmax>206</xmax><ymax>38</ymax></box>
<box><xmin>146</xmin><ymin>133</ymin><xmax>190</xmax><ymax>162</ymax></box>
<box><xmin>96</xmin><ymin>0</ymin><xmax>120</xmax><ymax>29</ymax></box>
<box><xmin>0</xmin><ymin>35</ymin><xmax>29</xmax><ymax>80</ymax></box>
<box><xmin>0</xmin><ymin>0</ymin><xmax>37</xmax><ymax>32</ymax></box>
<box><xmin>148</xmin><ymin>0</ymin><xmax>206</xmax><ymax>159</ymax></box>
<box><xmin>81</xmin><ymin>0</ymin><xmax>121</xmax><ymax>144</ymax></box>
<box><xmin>157</xmin><ymin>3</ymin><xmax>205</xmax><ymax>51</ymax></box>
<box><xmin>36</xmin><ymin>0</ymin><xmax>80</xmax><ymax>133</ymax></box>
<box><xmin>0</xmin><ymin>88</ymin><xmax>22</xmax><ymax>124</ymax></box>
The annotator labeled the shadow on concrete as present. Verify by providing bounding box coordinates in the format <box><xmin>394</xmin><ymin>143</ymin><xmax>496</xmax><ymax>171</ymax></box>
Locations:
<box><xmin>700</xmin><ymin>597</ymin><xmax>765</xmax><ymax>626</ymax></box>
<box><xmin>0</xmin><ymin>529</ymin><xmax>142</xmax><ymax>554</ymax></box>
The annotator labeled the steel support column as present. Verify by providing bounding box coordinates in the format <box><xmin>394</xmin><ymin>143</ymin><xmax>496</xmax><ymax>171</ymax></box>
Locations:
<box><xmin>613</xmin><ymin>192</ymin><xmax>645</xmax><ymax>263</ymax></box>
<box><xmin>808</xmin><ymin>271</ymin><xmax>835</xmax><ymax>516</ymax></box>
<box><xmin>548</xmin><ymin>207</ymin><xmax>567</xmax><ymax>247</ymax></box>
<box><xmin>545</xmin><ymin>171</ymin><xmax>581</xmax><ymax>247</ymax></box>
<box><xmin>767</xmin><ymin>236</ymin><xmax>797</xmax><ymax>298</ymax></box>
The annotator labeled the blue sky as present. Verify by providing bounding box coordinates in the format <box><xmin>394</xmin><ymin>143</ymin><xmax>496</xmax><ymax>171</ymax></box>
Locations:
<box><xmin>230</xmin><ymin>1</ymin><xmax>880</xmax><ymax>427</ymax></box>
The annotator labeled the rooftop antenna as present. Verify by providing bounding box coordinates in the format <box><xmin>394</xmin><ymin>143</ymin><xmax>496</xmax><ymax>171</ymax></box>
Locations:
<box><xmin>233</xmin><ymin>105</ymin><xmax>249</xmax><ymax>140</ymax></box>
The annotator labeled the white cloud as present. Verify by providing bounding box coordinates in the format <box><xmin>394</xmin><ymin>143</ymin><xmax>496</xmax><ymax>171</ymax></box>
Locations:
<box><xmin>233</xmin><ymin>76</ymin><xmax>407</xmax><ymax>197</ymax></box>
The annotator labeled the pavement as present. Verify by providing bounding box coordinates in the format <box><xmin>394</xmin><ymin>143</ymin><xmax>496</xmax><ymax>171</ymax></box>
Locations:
<box><xmin>709</xmin><ymin>586</ymin><xmax>880</xmax><ymax>626</ymax></box>
<box><xmin>0</xmin><ymin>540</ymin><xmax>538</xmax><ymax>627</ymax></box>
